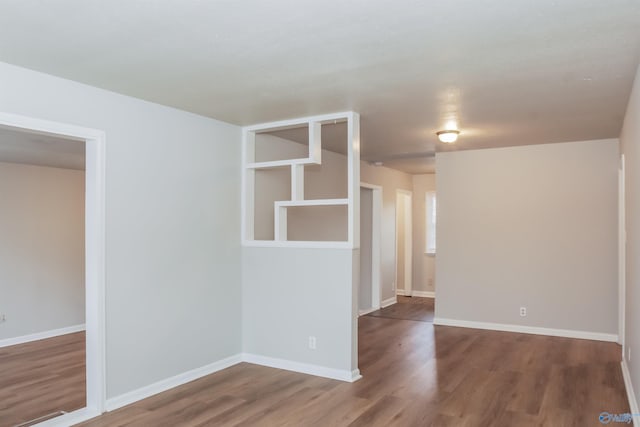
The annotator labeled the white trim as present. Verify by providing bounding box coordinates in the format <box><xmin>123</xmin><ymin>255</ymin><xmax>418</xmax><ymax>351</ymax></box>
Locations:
<box><xmin>619</xmin><ymin>154</ymin><xmax>626</xmax><ymax>346</ymax></box>
<box><xmin>35</xmin><ymin>407</ymin><xmax>102</xmax><ymax>427</ymax></box>
<box><xmin>359</xmin><ymin>307</ymin><xmax>378</xmax><ymax>316</ymax></box>
<box><xmin>244</xmin><ymin>111</ymin><xmax>352</xmax><ymax>132</ymax></box>
<box><xmin>413</xmin><ymin>290</ymin><xmax>435</xmax><ymax>298</ymax></box>
<box><xmin>0</xmin><ymin>324</ymin><xmax>85</xmax><ymax>348</ymax></box>
<box><xmin>622</xmin><ymin>360</ymin><xmax>640</xmax><ymax>425</ymax></box>
<box><xmin>242</xmin><ymin>353</ymin><xmax>361</xmax><ymax>383</ymax></box>
<box><xmin>242</xmin><ymin>111</ymin><xmax>359</xmax><ymax>248</ymax></box>
<box><xmin>433</xmin><ymin>318</ymin><xmax>619</xmax><ymax>342</ymax></box>
<box><xmin>0</xmin><ymin>112</ymin><xmax>106</xmax><ymax>421</ymax></box>
<box><xmin>105</xmin><ymin>354</ymin><xmax>242</xmax><ymax>412</ymax></box>
<box><xmin>276</xmin><ymin>198</ymin><xmax>349</xmax><ymax>207</ymax></box>
<box><xmin>246</xmin><ymin>158</ymin><xmax>318</xmax><ymax>169</ymax></box>
<box><xmin>381</xmin><ymin>297</ymin><xmax>397</xmax><ymax>308</ymax></box>
<box><xmin>397</xmin><ymin>289</ymin><xmax>435</xmax><ymax>298</ymax></box>
<box><xmin>242</xmin><ymin>240</ymin><xmax>352</xmax><ymax>249</ymax></box>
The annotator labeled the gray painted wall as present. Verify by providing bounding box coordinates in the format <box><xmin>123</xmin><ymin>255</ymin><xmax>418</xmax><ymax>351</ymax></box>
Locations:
<box><xmin>435</xmin><ymin>139</ymin><xmax>619</xmax><ymax>334</ymax></box>
<box><xmin>621</xmin><ymin>62</ymin><xmax>640</xmax><ymax>410</ymax></box>
<box><xmin>242</xmin><ymin>247</ymin><xmax>357</xmax><ymax>373</ymax></box>
<box><xmin>0</xmin><ymin>61</ymin><xmax>242</xmax><ymax>399</ymax></box>
<box><xmin>359</xmin><ymin>187</ymin><xmax>373</xmax><ymax>311</ymax></box>
<box><xmin>0</xmin><ymin>162</ymin><xmax>84</xmax><ymax>340</ymax></box>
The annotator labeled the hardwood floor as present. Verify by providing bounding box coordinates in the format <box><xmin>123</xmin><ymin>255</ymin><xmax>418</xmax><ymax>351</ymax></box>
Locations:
<box><xmin>0</xmin><ymin>331</ymin><xmax>85</xmax><ymax>427</ymax></box>
<box><xmin>75</xmin><ymin>298</ymin><xmax>629</xmax><ymax>427</ymax></box>
<box><xmin>367</xmin><ymin>296</ymin><xmax>434</xmax><ymax>322</ymax></box>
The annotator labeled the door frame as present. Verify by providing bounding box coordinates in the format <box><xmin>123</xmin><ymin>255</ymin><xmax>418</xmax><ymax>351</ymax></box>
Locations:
<box><xmin>0</xmin><ymin>112</ymin><xmax>106</xmax><ymax>425</ymax></box>
<box><xmin>619</xmin><ymin>154</ymin><xmax>626</xmax><ymax>348</ymax></box>
<box><xmin>396</xmin><ymin>189</ymin><xmax>413</xmax><ymax>296</ymax></box>
<box><xmin>360</xmin><ymin>183</ymin><xmax>382</xmax><ymax>313</ymax></box>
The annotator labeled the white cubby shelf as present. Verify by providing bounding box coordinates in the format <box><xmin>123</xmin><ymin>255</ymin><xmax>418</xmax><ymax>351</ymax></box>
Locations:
<box><xmin>241</xmin><ymin>111</ymin><xmax>360</xmax><ymax>248</ymax></box>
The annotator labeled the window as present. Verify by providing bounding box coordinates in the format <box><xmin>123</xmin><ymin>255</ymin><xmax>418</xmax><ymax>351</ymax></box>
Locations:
<box><xmin>425</xmin><ymin>191</ymin><xmax>436</xmax><ymax>254</ymax></box>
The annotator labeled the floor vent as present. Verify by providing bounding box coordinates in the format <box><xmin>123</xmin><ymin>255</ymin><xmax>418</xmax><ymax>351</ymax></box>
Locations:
<box><xmin>14</xmin><ymin>411</ymin><xmax>67</xmax><ymax>427</ymax></box>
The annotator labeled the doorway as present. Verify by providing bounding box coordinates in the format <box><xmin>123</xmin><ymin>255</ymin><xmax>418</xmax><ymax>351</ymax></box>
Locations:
<box><xmin>359</xmin><ymin>183</ymin><xmax>382</xmax><ymax>315</ymax></box>
<box><xmin>0</xmin><ymin>112</ymin><xmax>105</xmax><ymax>426</ymax></box>
<box><xmin>396</xmin><ymin>190</ymin><xmax>412</xmax><ymax>296</ymax></box>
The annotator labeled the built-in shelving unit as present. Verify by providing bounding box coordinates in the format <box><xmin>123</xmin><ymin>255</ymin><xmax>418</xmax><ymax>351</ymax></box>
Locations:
<box><xmin>242</xmin><ymin>111</ymin><xmax>360</xmax><ymax>248</ymax></box>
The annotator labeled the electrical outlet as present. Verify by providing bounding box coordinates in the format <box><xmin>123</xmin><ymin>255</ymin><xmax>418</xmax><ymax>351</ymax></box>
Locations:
<box><xmin>308</xmin><ymin>336</ymin><xmax>317</xmax><ymax>350</ymax></box>
<box><xmin>428</xmin><ymin>278</ymin><xmax>433</xmax><ymax>287</ymax></box>
<box><xmin>519</xmin><ymin>307</ymin><xmax>527</xmax><ymax>317</ymax></box>
<box><xmin>0</xmin><ymin>314</ymin><xmax>5</xmax><ymax>323</ymax></box>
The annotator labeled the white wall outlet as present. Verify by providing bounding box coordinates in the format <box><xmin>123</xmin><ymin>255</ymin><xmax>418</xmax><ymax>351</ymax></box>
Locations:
<box><xmin>0</xmin><ymin>314</ymin><xmax>5</xmax><ymax>323</ymax></box>
<box><xmin>308</xmin><ymin>336</ymin><xmax>317</xmax><ymax>350</ymax></box>
<box><xmin>519</xmin><ymin>307</ymin><xmax>527</xmax><ymax>317</ymax></box>
<box><xmin>428</xmin><ymin>278</ymin><xmax>433</xmax><ymax>287</ymax></box>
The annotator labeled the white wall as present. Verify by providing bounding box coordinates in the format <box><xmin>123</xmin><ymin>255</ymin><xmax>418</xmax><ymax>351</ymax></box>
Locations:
<box><xmin>621</xmin><ymin>62</ymin><xmax>640</xmax><ymax>410</ymax></box>
<box><xmin>0</xmin><ymin>162</ymin><xmax>84</xmax><ymax>340</ymax></box>
<box><xmin>361</xmin><ymin>163</ymin><xmax>413</xmax><ymax>301</ymax></box>
<box><xmin>436</xmin><ymin>139</ymin><xmax>619</xmax><ymax>334</ymax></box>
<box><xmin>0</xmin><ymin>61</ymin><xmax>242</xmax><ymax>399</ymax></box>
<box><xmin>412</xmin><ymin>174</ymin><xmax>436</xmax><ymax>293</ymax></box>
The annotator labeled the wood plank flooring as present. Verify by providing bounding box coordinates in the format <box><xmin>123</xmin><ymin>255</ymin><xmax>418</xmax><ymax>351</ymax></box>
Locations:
<box><xmin>367</xmin><ymin>296</ymin><xmax>434</xmax><ymax>322</ymax></box>
<box><xmin>0</xmin><ymin>331</ymin><xmax>85</xmax><ymax>427</ymax></box>
<box><xmin>2</xmin><ymin>299</ymin><xmax>629</xmax><ymax>426</ymax></box>
<box><xmin>78</xmin><ymin>299</ymin><xmax>628</xmax><ymax>426</ymax></box>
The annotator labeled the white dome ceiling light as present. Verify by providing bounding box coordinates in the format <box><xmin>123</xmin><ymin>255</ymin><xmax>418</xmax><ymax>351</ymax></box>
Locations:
<box><xmin>436</xmin><ymin>129</ymin><xmax>460</xmax><ymax>144</ymax></box>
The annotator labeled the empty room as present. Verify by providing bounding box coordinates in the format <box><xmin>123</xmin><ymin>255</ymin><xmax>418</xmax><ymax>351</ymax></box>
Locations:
<box><xmin>0</xmin><ymin>1</ymin><xmax>639</xmax><ymax>426</ymax></box>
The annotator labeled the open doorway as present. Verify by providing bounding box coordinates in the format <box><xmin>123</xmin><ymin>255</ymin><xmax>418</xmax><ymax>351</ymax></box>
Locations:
<box><xmin>0</xmin><ymin>127</ymin><xmax>86</xmax><ymax>425</ymax></box>
<box><xmin>0</xmin><ymin>112</ymin><xmax>105</xmax><ymax>426</ymax></box>
<box><xmin>358</xmin><ymin>183</ymin><xmax>382</xmax><ymax>316</ymax></box>
<box><xmin>395</xmin><ymin>190</ymin><xmax>412</xmax><ymax>297</ymax></box>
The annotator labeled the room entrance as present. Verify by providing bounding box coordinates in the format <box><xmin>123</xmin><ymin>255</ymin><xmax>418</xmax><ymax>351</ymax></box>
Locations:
<box><xmin>0</xmin><ymin>112</ymin><xmax>105</xmax><ymax>426</ymax></box>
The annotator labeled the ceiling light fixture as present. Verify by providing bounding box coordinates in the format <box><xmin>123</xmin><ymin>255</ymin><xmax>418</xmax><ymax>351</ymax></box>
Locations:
<box><xmin>436</xmin><ymin>129</ymin><xmax>460</xmax><ymax>144</ymax></box>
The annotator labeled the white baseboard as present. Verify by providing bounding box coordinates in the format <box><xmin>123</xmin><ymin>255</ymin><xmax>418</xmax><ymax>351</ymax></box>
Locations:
<box><xmin>36</xmin><ymin>407</ymin><xmax>102</xmax><ymax>427</ymax></box>
<box><xmin>433</xmin><ymin>317</ymin><xmax>618</xmax><ymax>342</ymax></box>
<box><xmin>381</xmin><ymin>296</ymin><xmax>397</xmax><ymax>308</ymax></box>
<box><xmin>242</xmin><ymin>353</ymin><xmax>361</xmax><ymax>383</ymax></box>
<box><xmin>0</xmin><ymin>324</ymin><xmax>85</xmax><ymax>348</ymax></box>
<box><xmin>412</xmin><ymin>290</ymin><xmax>435</xmax><ymax>298</ymax></box>
<box><xmin>105</xmin><ymin>351</ymin><xmax>361</xmax><ymax>415</ymax></box>
<box><xmin>105</xmin><ymin>350</ymin><xmax>363</xmax><ymax>413</ymax></box>
<box><xmin>397</xmin><ymin>289</ymin><xmax>434</xmax><ymax>298</ymax></box>
<box><xmin>105</xmin><ymin>354</ymin><xmax>242</xmax><ymax>411</ymax></box>
<box><xmin>622</xmin><ymin>360</ymin><xmax>640</xmax><ymax>426</ymax></box>
<box><xmin>358</xmin><ymin>307</ymin><xmax>378</xmax><ymax>316</ymax></box>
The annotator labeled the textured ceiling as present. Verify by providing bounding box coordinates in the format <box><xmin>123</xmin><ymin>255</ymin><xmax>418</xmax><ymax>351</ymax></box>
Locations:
<box><xmin>0</xmin><ymin>0</ymin><xmax>639</xmax><ymax>173</ymax></box>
